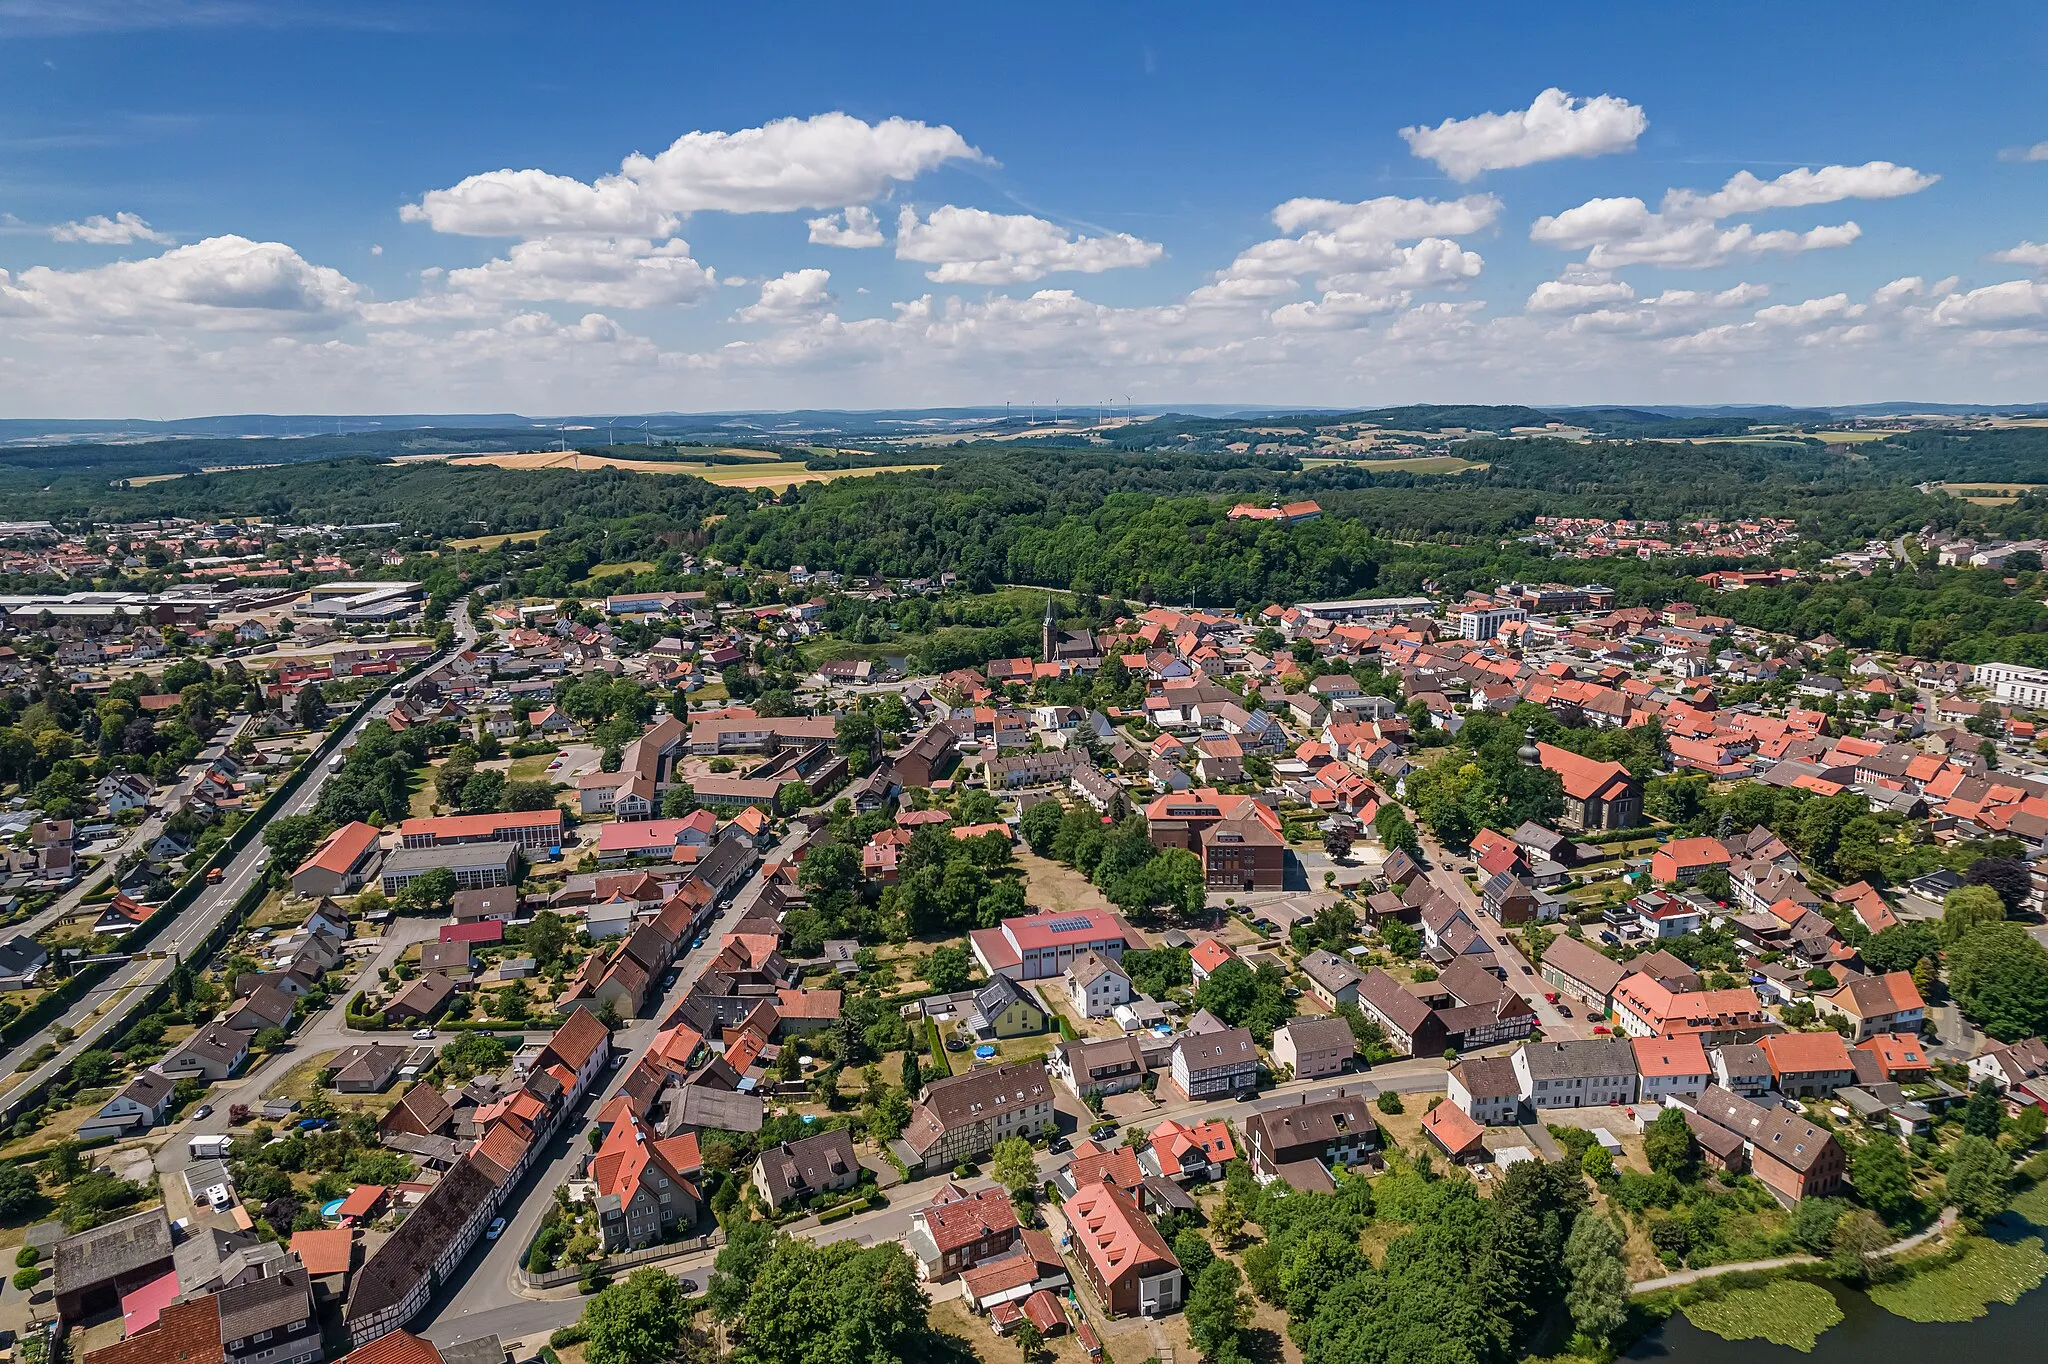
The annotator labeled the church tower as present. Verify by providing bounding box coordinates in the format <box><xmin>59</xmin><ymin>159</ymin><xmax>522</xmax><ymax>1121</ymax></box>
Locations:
<box><xmin>1042</xmin><ymin>593</ymin><xmax>1058</xmax><ymax>663</ymax></box>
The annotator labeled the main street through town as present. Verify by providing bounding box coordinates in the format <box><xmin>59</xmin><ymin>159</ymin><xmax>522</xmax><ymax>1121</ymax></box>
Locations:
<box><xmin>416</xmin><ymin>825</ymin><xmax>811</xmax><ymax>1346</ymax></box>
<box><xmin>1417</xmin><ymin>833</ymin><xmax>1587</xmax><ymax>1040</ymax></box>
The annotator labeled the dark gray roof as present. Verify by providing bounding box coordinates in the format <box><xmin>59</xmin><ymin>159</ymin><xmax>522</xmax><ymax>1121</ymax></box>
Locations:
<box><xmin>755</xmin><ymin>1128</ymin><xmax>858</xmax><ymax>1205</ymax></box>
<box><xmin>1276</xmin><ymin>1015</ymin><xmax>1356</xmax><ymax>1056</ymax></box>
<box><xmin>1691</xmin><ymin>1083</ymin><xmax>1839</xmax><ymax>1173</ymax></box>
<box><xmin>216</xmin><ymin>1266</ymin><xmax>312</xmax><ymax>1340</ymax></box>
<box><xmin>54</xmin><ymin>1207</ymin><xmax>172</xmax><ymax>1294</ymax></box>
<box><xmin>346</xmin><ymin>1157</ymin><xmax>495</xmax><ymax>1321</ymax></box>
<box><xmin>1452</xmin><ymin>1055</ymin><xmax>1520</xmax><ymax>1100</ymax></box>
<box><xmin>437</xmin><ymin>1336</ymin><xmax>507</xmax><ymax>1364</ymax></box>
<box><xmin>973</xmin><ymin>974</ymin><xmax>1035</xmax><ymax>1021</ymax></box>
<box><xmin>1515</xmin><ymin>1039</ymin><xmax>1636</xmax><ymax>1083</ymax></box>
<box><xmin>1541</xmin><ymin>934</ymin><xmax>1627</xmax><ymax>997</ymax></box>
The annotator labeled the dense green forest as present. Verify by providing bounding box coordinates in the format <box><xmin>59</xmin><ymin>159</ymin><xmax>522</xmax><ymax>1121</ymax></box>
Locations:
<box><xmin>18</xmin><ymin>460</ymin><xmax>752</xmax><ymax>538</ymax></box>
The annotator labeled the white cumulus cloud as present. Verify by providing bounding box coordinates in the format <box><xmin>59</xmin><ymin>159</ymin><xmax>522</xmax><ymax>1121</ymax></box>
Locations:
<box><xmin>1526</xmin><ymin>268</ymin><xmax>1636</xmax><ymax>313</ymax></box>
<box><xmin>49</xmin><ymin>211</ymin><xmax>172</xmax><ymax>245</ymax></box>
<box><xmin>1661</xmin><ymin>162</ymin><xmax>1937</xmax><ymax>218</ymax></box>
<box><xmin>1400</xmin><ymin>88</ymin><xmax>1646</xmax><ymax>181</ymax></box>
<box><xmin>735</xmin><ymin>269</ymin><xmax>835</xmax><ymax>322</ymax></box>
<box><xmin>404</xmin><ymin>113</ymin><xmax>984</xmax><ymax>238</ymax></box>
<box><xmin>894</xmin><ymin>206</ymin><xmax>1163</xmax><ymax>284</ymax></box>
<box><xmin>1270</xmin><ymin>289</ymin><xmax>1410</xmax><ymax>330</ymax></box>
<box><xmin>1530</xmin><ymin>161</ymin><xmax>1931</xmax><ymax>270</ymax></box>
<box><xmin>0</xmin><ymin>235</ymin><xmax>358</xmax><ymax>331</ymax></box>
<box><xmin>1990</xmin><ymin>241</ymin><xmax>2048</xmax><ymax>269</ymax></box>
<box><xmin>1931</xmin><ymin>279</ymin><xmax>2048</xmax><ymax>329</ymax></box>
<box><xmin>1194</xmin><ymin>194</ymin><xmax>1498</xmax><ymax>304</ymax></box>
<box><xmin>2000</xmin><ymin>142</ymin><xmax>2048</xmax><ymax>163</ymax></box>
<box><xmin>806</xmin><ymin>206</ymin><xmax>885</xmax><ymax>248</ymax></box>
<box><xmin>402</xmin><ymin>168</ymin><xmax>675</xmax><ymax>238</ymax></box>
<box><xmin>438</xmin><ymin>236</ymin><xmax>716</xmax><ymax>308</ymax></box>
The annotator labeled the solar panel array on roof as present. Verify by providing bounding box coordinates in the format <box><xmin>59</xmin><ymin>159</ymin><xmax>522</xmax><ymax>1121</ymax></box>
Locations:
<box><xmin>1047</xmin><ymin>916</ymin><xmax>1094</xmax><ymax>933</ymax></box>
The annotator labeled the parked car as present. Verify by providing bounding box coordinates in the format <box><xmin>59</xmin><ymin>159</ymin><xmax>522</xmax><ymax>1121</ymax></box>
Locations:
<box><xmin>1556</xmin><ymin>1003</ymin><xmax>1573</xmax><ymax>1017</ymax></box>
<box><xmin>412</xmin><ymin>1028</ymin><xmax>436</xmax><ymax>1040</ymax></box>
<box><xmin>486</xmin><ymin>1217</ymin><xmax>507</xmax><ymax>1240</ymax></box>
<box><xmin>193</xmin><ymin>1104</ymin><xmax>213</xmax><ymax>1121</ymax></box>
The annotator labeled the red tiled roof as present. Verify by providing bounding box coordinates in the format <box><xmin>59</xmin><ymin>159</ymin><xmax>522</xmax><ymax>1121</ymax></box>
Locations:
<box><xmin>1064</xmin><ymin>1181</ymin><xmax>1176</xmax><ymax>1289</ymax></box>
<box><xmin>396</xmin><ymin>809</ymin><xmax>563</xmax><ymax>840</ymax></box>
<box><xmin>295</xmin><ymin>820</ymin><xmax>380</xmax><ymax>879</ymax></box>
<box><xmin>84</xmin><ymin>1297</ymin><xmax>220</xmax><ymax>1364</ymax></box>
<box><xmin>1422</xmin><ymin>1099</ymin><xmax>1485</xmax><ymax>1157</ymax></box>
<box><xmin>337</xmin><ymin>1184</ymin><xmax>386</xmax><ymax>1218</ymax></box>
<box><xmin>1759</xmin><ymin>1030</ymin><xmax>1854</xmax><ymax>1076</ymax></box>
<box><xmin>291</xmin><ymin>1228</ymin><xmax>354</xmax><ymax>1276</ymax></box>
<box><xmin>340</xmin><ymin>1331</ymin><xmax>444</xmax><ymax>1364</ymax></box>
<box><xmin>545</xmin><ymin>1004</ymin><xmax>610</xmax><ymax>1072</ymax></box>
<box><xmin>1536</xmin><ymin>742</ymin><xmax>1633</xmax><ymax>802</ymax></box>
<box><xmin>920</xmin><ymin>1186</ymin><xmax>1018</xmax><ymax>1254</ymax></box>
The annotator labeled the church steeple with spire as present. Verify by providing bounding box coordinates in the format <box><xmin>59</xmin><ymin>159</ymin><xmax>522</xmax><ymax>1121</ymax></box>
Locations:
<box><xmin>1041</xmin><ymin>592</ymin><xmax>1058</xmax><ymax>663</ymax></box>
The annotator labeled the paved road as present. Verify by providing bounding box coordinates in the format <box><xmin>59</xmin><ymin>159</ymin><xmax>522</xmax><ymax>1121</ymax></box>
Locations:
<box><xmin>153</xmin><ymin>915</ymin><xmax>448</xmax><ymax>1179</ymax></box>
<box><xmin>417</xmin><ymin>824</ymin><xmax>808</xmax><ymax>1345</ymax></box>
<box><xmin>0</xmin><ymin>608</ymin><xmax>476</xmax><ymax>1123</ymax></box>
<box><xmin>1418</xmin><ymin>837</ymin><xmax>1587</xmax><ymax>1039</ymax></box>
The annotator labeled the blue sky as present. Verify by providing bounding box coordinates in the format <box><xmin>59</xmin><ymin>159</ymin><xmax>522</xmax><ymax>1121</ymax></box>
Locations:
<box><xmin>2</xmin><ymin>0</ymin><xmax>2046</xmax><ymax>416</ymax></box>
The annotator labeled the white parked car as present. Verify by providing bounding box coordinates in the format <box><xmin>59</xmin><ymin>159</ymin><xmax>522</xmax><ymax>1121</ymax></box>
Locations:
<box><xmin>411</xmin><ymin>1028</ymin><xmax>436</xmax><ymax>1040</ymax></box>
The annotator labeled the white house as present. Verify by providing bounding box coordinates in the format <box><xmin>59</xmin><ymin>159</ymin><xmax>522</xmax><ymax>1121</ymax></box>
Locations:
<box><xmin>1066</xmin><ymin>952</ymin><xmax>1132</xmax><ymax>1019</ymax></box>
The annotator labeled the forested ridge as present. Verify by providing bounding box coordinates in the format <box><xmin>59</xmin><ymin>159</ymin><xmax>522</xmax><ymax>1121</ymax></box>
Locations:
<box><xmin>12</xmin><ymin>423</ymin><xmax>2048</xmax><ymax>663</ymax></box>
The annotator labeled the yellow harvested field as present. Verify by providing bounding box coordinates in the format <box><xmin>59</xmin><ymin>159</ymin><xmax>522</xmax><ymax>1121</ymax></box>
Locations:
<box><xmin>433</xmin><ymin>449</ymin><xmax>937</xmax><ymax>487</ymax></box>
<box><xmin>1812</xmin><ymin>429</ymin><xmax>1904</xmax><ymax>443</ymax></box>
<box><xmin>584</xmin><ymin>560</ymin><xmax>655</xmax><ymax>579</ymax></box>
<box><xmin>125</xmin><ymin>472</ymin><xmax>189</xmax><ymax>486</ymax></box>
<box><xmin>708</xmin><ymin>463</ymin><xmax>938</xmax><ymax>488</ymax></box>
<box><xmin>1935</xmin><ymin>481</ymin><xmax>2042</xmax><ymax>495</ymax></box>
<box><xmin>447</xmin><ymin>528</ymin><xmax>548</xmax><ymax>550</ymax></box>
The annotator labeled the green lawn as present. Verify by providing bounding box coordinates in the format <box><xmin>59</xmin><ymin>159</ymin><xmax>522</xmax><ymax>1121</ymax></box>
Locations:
<box><xmin>507</xmin><ymin>752</ymin><xmax>562</xmax><ymax>782</ymax></box>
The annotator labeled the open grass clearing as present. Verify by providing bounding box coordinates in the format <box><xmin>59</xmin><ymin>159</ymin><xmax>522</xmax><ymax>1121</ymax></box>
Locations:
<box><xmin>1355</xmin><ymin>455</ymin><xmax>1489</xmax><ymax>474</ymax></box>
<box><xmin>1868</xmin><ymin>1230</ymin><xmax>2048</xmax><ymax>1323</ymax></box>
<box><xmin>406</xmin><ymin>764</ymin><xmax>437</xmax><ymax>819</ymax></box>
<box><xmin>1930</xmin><ymin>481</ymin><xmax>2044</xmax><ymax>505</ymax></box>
<box><xmin>582</xmin><ymin>560</ymin><xmax>656</xmax><ymax>580</ymax></box>
<box><xmin>1680</xmin><ymin>1280</ymin><xmax>1844</xmax><ymax>1351</ymax></box>
<box><xmin>506</xmin><ymin>752</ymin><xmax>562</xmax><ymax>782</ymax></box>
<box><xmin>1015</xmin><ymin>849</ymin><xmax>1112</xmax><ymax>917</ymax></box>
